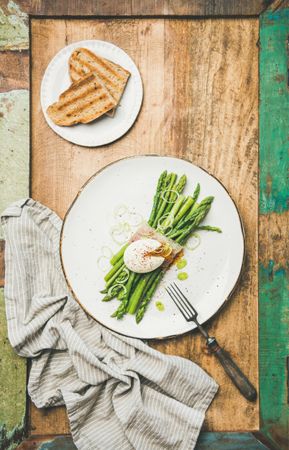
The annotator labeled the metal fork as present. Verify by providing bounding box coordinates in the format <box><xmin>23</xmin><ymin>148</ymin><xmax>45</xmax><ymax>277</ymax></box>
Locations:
<box><xmin>166</xmin><ymin>282</ymin><xmax>257</xmax><ymax>402</ymax></box>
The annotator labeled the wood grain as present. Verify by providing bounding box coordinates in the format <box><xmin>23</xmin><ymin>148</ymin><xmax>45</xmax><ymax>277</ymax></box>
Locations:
<box><xmin>259</xmin><ymin>9</ymin><xmax>289</xmax><ymax>449</ymax></box>
<box><xmin>0</xmin><ymin>0</ymin><xmax>274</xmax><ymax>17</ymax></box>
<box><xmin>30</xmin><ymin>17</ymin><xmax>259</xmax><ymax>433</ymax></box>
<box><xmin>0</xmin><ymin>52</ymin><xmax>29</xmax><ymax>92</ymax></box>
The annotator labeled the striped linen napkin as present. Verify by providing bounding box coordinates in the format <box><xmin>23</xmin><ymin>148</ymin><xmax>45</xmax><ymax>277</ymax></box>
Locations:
<box><xmin>1</xmin><ymin>198</ymin><xmax>218</xmax><ymax>450</ymax></box>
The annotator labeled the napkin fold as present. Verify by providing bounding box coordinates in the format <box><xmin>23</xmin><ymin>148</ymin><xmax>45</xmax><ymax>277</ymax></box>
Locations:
<box><xmin>1</xmin><ymin>198</ymin><xmax>218</xmax><ymax>450</ymax></box>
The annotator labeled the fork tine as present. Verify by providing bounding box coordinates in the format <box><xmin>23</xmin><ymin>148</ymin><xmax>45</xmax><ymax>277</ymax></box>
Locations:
<box><xmin>172</xmin><ymin>282</ymin><xmax>198</xmax><ymax>316</ymax></box>
<box><xmin>169</xmin><ymin>284</ymin><xmax>194</xmax><ymax>318</ymax></box>
<box><xmin>165</xmin><ymin>286</ymin><xmax>190</xmax><ymax>321</ymax></box>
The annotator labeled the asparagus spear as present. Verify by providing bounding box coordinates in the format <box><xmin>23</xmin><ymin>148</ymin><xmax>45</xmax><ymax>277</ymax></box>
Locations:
<box><xmin>172</xmin><ymin>196</ymin><xmax>214</xmax><ymax>232</ymax></box>
<box><xmin>161</xmin><ymin>174</ymin><xmax>187</xmax><ymax>218</ymax></box>
<box><xmin>152</xmin><ymin>173</ymin><xmax>177</xmax><ymax>228</ymax></box>
<box><xmin>172</xmin><ymin>196</ymin><xmax>194</xmax><ymax>226</ymax></box>
<box><xmin>104</xmin><ymin>256</ymin><xmax>124</xmax><ymax>282</ymax></box>
<box><xmin>127</xmin><ymin>273</ymin><xmax>151</xmax><ymax>314</ymax></box>
<box><xmin>111</xmin><ymin>272</ymin><xmax>139</xmax><ymax>319</ymax></box>
<box><xmin>148</xmin><ymin>170</ymin><xmax>168</xmax><ymax>226</ymax></box>
<box><xmin>110</xmin><ymin>243</ymin><xmax>129</xmax><ymax>266</ymax></box>
<box><xmin>136</xmin><ymin>270</ymin><xmax>163</xmax><ymax>323</ymax></box>
<box><xmin>191</xmin><ymin>183</ymin><xmax>200</xmax><ymax>206</ymax></box>
<box><xmin>196</xmin><ymin>225</ymin><xmax>222</xmax><ymax>233</ymax></box>
<box><xmin>105</xmin><ymin>263</ymin><xmax>126</xmax><ymax>288</ymax></box>
<box><xmin>160</xmin><ymin>194</ymin><xmax>185</xmax><ymax>231</ymax></box>
<box><xmin>176</xmin><ymin>201</ymin><xmax>214</xmax><ymax>244</ymax></box>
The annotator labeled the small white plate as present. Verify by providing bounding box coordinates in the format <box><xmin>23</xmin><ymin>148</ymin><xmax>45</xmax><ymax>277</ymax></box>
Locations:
<box><xmin>41</xmin><ymin>40</ymin><xmax>143</xmax><ymax>147</ymax></box>
<box><xmin>60</xmin><ymin>156</ymin><xmax>245</xmax><ymax>339</ymax></box>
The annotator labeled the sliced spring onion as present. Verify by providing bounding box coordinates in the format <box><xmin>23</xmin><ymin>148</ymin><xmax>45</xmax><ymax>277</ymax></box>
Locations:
<box><xmin>160</xmin><ymin>189</ymin><xmax>179</xmax><ymax>203</ymax></box>
<box><xmin>185</xmin><ymin>233</ymin><xmax>201</xmax><ymax>251</ymax></box>
<box><xmin>113</xmin><ymin>205</ymin><xmax>143</xmax><ymax>228</ymax></box>
<box><xmin>114</xmin><ymin>204</ymin><xmax>128</xmax><ymax>218</ymax></box>
<box><xmin>115</xmin><ymin>268</ymin><xmax>130</xmax><ymax>284</ymax></box>
<box><xmin>101</xmin><ymin>246</ymin><xmax>113</xmax><ymax>258</ymax></box>
<box><xmin>111</xmin><ymin>230</ymin><xmax>132</xmax><ymax>245</ymax></box>
<box><xmin>127</xmin><ymin>212</ymin><xmax>143</xmax><ymax>227</ymax></box>
<box><xmin>108</xmin><ymin>284</ymin><xmax>127</xmax><ymax>298</ymax></box>
<box><xmin>157</xmin><ymin>212</ymin><xmax>173</xmax><ymax>231</ymax></box>
<box><xmin>110</xmin><ymin>222</ymin><xmax>132</xmax><ymax>245</ymax></box>
<box><xmin>158</xmin><ymin>224</ymin><xmax>173</xmax><ymax>235</ymax></box>
<box><xmin>97</xmin><ymin>256</ymin><xmax>111</xmax><ymax>272</ymax></box>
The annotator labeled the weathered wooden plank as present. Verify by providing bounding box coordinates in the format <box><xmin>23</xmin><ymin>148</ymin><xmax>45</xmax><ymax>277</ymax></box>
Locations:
<box><xmin>0</xmin><ymin>288</ymin><xmax>26</xmax><ymax>450</ymax></box>
<box><xmin>29</xmin><ymin>402</ymin><xmax>70</xmax><ymax>438</ymax></box>
<box><xmin>259</xmin><ymin>8</ymin><xmax>289</xmax><ymax>450</ymax></box>
<box><xmin>0</xmin><ymin>85</ymin><xmax>29</xmax><ymax>448</ymax></box>
<box><xmin>30</xmin><ymin>17</ymin><xmax>259</xmax><ymax>434</ymax></box>
<box><xmin>0</xmin><ymin>0</ymin><xmax>28</xmax><ymax>50</ymax></box>
<box><xmin>0</xmin><ymin>51</ymin><xmax>29</xmax><ymax>91</ymax></box>
<box><xmin>0</xmin><ymin>89</ymin><xmax>29</xmax><ymax>239</ymax></box>
<box><xmin>0</xmin><ymin>0</ymin><xmax>277</xmax><ymax>17</ymax></box>
<box><xmin>17</xmin><ymin>432</ymin><xmax>271</xmax><ymax>449</ymax></box>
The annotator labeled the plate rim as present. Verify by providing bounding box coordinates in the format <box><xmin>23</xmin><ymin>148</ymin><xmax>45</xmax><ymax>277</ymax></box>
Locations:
<box><xmin>59</xmin><ymin>154</ymin><xmax>246</xmax><ymax>340</ymax></box>
<box><xmin>40</xmin><ymin>39</ymin><xmax>143</xmax><ymax>147</ymax></box>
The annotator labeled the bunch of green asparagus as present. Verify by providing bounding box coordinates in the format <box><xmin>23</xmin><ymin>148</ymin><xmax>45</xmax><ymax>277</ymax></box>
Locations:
<box><xmin>101</xmin><ymin>171</ymin><xmax>221</xmax><ymax>323</ymax></box>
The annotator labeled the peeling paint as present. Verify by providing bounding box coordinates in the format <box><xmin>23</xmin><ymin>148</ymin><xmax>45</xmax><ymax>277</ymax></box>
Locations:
<box><xmin>0</xmin><ymin>420</ymin><xmax>25</xmax><ymax>450</ymax></box>
<box><xmin>259</xmin><ymin>10</ymin><xmax>289</xmax><ymax>449</ymax></box>
<box><xmin>196</xmin><ymin>432</ymin><xmax>269</xmax><ymax>449</ymax></box>
<box><xmin>260</xmin><ymin>9</ymin><xmax>289</xmax><ymax>214</ymax></box>
<box><xmin>0</xmin><ymin>288</ymin><xmax>26</xmax><ymax>448</ymax></box>
<box><xmin>0</xmin><ymin>0</ymin><xmax>28</xmax><ymax>50</ymax></box>
<box><xmin>39</xmin><ymin>436</ymin><xmax>77</xmax><ymax>450</ymax></box>
<box><xmin>0</xmin><ymin>89</ymin><xmax>29</xmax><ymax>238</ymax></box>
<box><xmin>259</xmin><ymin>261</ymin><xmax>289</xmax><ymax>448</ymax></box>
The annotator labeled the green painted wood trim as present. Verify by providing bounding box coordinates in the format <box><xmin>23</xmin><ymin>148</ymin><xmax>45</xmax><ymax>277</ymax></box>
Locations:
<box><xmin>259</xmin><ymin>9</ymin><xmax>289</xmax><ymax>215</ymax></box>
<box><xmin>197</xmin><ymin>432</ymin><xmax>270</xmax><ymax>449</ymax></box>
<box><xmin>259</xmin><ymin>8</ymin><xmax>289</xmax><ymax>450</ymax></box>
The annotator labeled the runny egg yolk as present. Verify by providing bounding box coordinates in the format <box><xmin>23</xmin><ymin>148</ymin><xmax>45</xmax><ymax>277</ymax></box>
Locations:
<box><xmin>124</xmin><ymin>239</ymin><xmax>165</xmax><ymax>274</ymax></box>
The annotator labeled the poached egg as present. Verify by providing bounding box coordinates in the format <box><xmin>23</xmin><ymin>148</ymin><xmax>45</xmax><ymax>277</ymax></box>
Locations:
<box><xmin>124</xmin><ymin>239</ymin><xmax>164</xmax><ymax>273</ymax></box>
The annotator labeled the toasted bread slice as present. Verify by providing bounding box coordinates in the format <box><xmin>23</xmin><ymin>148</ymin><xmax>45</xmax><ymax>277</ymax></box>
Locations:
<box><xmin>46</xmin><ymin>72</ymin><xmax>117</xmax><ymax>126</ymax></box>
<box><xmin>69</xmin><ymin>48</ymin><xmax>130</xmax><ymax>116</ymax></box>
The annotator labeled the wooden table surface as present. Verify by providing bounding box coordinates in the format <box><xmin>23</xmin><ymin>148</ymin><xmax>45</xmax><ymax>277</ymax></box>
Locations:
<box><xmin>30</xmin><ymin>17</ymin><xmax>259</xmax><ymax>434</ymax></box>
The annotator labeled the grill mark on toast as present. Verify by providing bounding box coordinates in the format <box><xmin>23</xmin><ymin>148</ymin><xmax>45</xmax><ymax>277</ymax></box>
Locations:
<box><xmin>71</xmin><ymin>57</ymin><xmax>120</xmax><ymax>93</ymax></box>
<box><xmin>58</xmin><ymin>84</ymin><xmax>102</xmax><ymax>109</ymax></box>
<box><xmin>69</xmin><ymin>48</ymin><xmax>130</xmax><ymax>118</ymax></box>
<box><xmin>79</xmin><ymin>48</ymin><xmax>130</xmax><ymax>80</ymax></box>
<box><xmin>48</xmin><ymin>93</ymin><xmax>115</xmax><ymax>125</ymax></box>
<box><xmin>52</xmin><ymin>90</ymin><xmax>114</xmax><ymax>116</ymax></box>
<box><xmin>64</xmin><ymin>95</ymin><xmax>115</xmax><ymax>120</ymax></box>
<box><xmin>46</xmin><ymin>72</ymin><xmax>117</xmax><ymax>126</ymax></box>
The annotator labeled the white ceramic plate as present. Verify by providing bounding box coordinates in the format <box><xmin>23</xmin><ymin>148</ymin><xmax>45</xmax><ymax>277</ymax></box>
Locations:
<box><xmin>60</xmin><ymin>156</ymin><xmax>245</xmax><ymax>339</ymax></box>
<box><xmin>41</xmin><ymin>40</ymin><xmax>143</xmax><ymax>147</ymax></box>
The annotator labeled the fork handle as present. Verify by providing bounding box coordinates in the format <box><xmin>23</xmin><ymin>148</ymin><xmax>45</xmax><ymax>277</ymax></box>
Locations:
<box><xmin>207</xmin><ymin>337</ymin><xmax>257</xmax><ymax>402</ymax></box>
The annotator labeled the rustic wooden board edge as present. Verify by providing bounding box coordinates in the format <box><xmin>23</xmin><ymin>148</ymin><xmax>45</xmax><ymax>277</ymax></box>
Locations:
<box><xmin>16</xmin><ymin>432</ymin><xmax>273</xmax><ymax>450</ymax></box>
<box><xmin>0</xmin><ymin>0</ymin><xmax>281</xmax><ymax>18</ymax></box>
<box><xmin>259</xmin><ymin>6</ymin><xmax>289</xmax><ymax>450</ymax></box>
